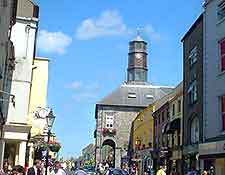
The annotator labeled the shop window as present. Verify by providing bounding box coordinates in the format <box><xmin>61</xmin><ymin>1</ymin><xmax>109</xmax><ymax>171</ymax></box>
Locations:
<box><xmin>220</xmin><ymin>38</ymin><xmax>225</xmax><ymax>72</ymax></box>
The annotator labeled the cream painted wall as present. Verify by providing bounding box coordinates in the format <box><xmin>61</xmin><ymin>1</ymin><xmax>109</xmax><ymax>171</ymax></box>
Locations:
<box><xmin>7</xmin><ymin>19</ymin><xmax>38</xmax><ymax>124</ymax></box>
<box><xmin>28</xmin><ymin>58</ymin><xmax>49</xmax><ymax>136</ymax></box>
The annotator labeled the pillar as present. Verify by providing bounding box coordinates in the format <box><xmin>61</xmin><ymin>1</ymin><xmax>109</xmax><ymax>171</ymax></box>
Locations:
<box><xmin>18</xmin><ymin>141</ymin><xmax>27</xmax><ymax>167</ymax></box>
<box><xmin>95</xmin><ymin>147</ymin><xmax>101</xmax><ymax>168</ymax></box>
<box><xmin>115</xmin><ymin>148</ymin><xmax>121</xmax><ymax>168</ymax></box>
<box><xmin>0</xmin><ymin>139</ymin><xmax>5</xmax><ymax>167</ymax></box>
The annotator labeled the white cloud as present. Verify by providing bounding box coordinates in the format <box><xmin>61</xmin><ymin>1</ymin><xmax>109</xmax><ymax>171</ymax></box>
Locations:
<box><xmin>65</xmin><ymin>81</ymin><xmax>83</xmax><ymax>90</ymax></box>
<box><xmin>65</xmin><ymin>81</ymin><xmax>100</xmax><ymax>102</ymax></box>
<box><xmin>75</xmin><ymin>10</ymin><xmax>130</xmax><ymax>40</ymax></box>
<box><xmin>73</xmin><ymin>92</ymin><xmax>97</xmax><ymax>102</ymax></box>
<box><xmin>37</xmin><ymin>30</ymin><xmax>72</xmax><ymax>54</ymax></box>
<box><xmin>143</xmin><ymin>24</ymin><xmax>167</xmax><ymax>42</ymax></box>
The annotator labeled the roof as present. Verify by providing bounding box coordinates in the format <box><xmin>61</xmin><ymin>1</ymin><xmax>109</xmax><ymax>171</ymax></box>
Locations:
<box><xmin>181</xmin><ymin>13</ymin><xmax>203</xmax><ymax>42</ymax></box>
<box><xmin>97</xmin><ymin>83</ymin><xmax>174</xmax><ymax>108</ymax></box>
<box><xmin>132</xmin><ymin>35</ymin><xmax>144</xmax><ymax>42</ymax></box>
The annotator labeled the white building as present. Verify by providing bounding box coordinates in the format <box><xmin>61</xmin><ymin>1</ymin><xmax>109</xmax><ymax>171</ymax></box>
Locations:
<box><xmin>0</xmin><ymin>0</ymin><xmax>39</xmax><ymax>167</ymax></box>
<box><xmin>199</xmin><ymin>0</ymin><xmax>225</xmax><ymax>174</ymax></box>
<box><xmin>0</xmin><ymin>0</ymin><xmax>18</xmax><ymax>167</ymax></box>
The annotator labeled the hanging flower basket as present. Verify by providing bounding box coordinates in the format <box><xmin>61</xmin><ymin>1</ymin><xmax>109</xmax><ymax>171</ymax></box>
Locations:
<box><xmin>102</xmin><ymin>128</ymin><xmax>116</xmax><ymax>137</ymax></box>
<box><xmin>49</xmin><ymin>142</ymin><xmax>61</xmax><ymax>152</ymax></box>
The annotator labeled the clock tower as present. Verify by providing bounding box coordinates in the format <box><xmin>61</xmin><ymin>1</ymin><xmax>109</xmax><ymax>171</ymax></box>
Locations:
<box><xmin>127</xmin><ymin>34</ymin><xmax>148</xmax><ymax>84</ymax></box>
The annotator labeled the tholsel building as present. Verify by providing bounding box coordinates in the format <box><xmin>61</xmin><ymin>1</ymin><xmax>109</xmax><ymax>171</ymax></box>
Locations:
<box><xmin>94</xmin><ymin>35</ymin><xmax>173</xmax><ymax>168</ymax></box>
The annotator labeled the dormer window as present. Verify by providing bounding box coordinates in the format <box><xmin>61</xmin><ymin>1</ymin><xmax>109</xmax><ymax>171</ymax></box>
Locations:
<box><xmin>128</xmin><ymin>93</ymin><xmax>136</xmax><ymax>98</ymax></box>
<box><xmin>145</xmin><ymin>94</ymin><xmax>154</xmax><ymax>99</ymax></box>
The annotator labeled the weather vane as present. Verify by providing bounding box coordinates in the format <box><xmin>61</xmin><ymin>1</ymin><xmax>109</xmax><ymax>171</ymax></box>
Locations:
<box><xmin>136</xmin><ymin>27</ymin><xmax>143</xmax><ymax>36</ymax></box>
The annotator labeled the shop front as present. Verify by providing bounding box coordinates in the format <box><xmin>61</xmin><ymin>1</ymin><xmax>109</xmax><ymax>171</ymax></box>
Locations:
<box><xmin>199</xmin><ymin>140</ymin><xmax>225</xmax><ymax>175</ymax></box>
<box><xmin>183</xmin><ymin>144</ymin><xmax>199</xmax><ymax>174</ymax></box>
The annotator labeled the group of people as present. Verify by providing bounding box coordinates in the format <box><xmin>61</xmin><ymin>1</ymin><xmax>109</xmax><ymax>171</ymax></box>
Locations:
<box><xmin>0</xmin><ymin>159</ymin><xmax>66</xmax><ymax>175</ymax></box>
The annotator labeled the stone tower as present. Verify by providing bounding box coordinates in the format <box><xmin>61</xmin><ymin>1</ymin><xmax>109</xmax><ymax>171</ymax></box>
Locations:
<box><xmin>127</xmin><ymin>35</ymin><xmax>148</xmax><ymax>84</ymax></box>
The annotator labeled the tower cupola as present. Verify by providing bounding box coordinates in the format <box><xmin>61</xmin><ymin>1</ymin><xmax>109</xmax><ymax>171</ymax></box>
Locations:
<box><xmin>127</xmin><ymin>34</ymin><xmax>148</xmax><ymax>84</ymax></box>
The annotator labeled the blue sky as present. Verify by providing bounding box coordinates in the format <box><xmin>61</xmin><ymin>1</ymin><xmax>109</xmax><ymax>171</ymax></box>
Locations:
<box><xmin>35</xmin><ymin>0</ymin><xmax>203</xmax><ymax>158</ymax></box>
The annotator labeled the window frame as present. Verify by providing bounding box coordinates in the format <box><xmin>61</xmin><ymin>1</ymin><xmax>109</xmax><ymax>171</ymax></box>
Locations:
<box><xmin>188</xmin><ymin>80</ymin><xmax>198</xmax><ymax>105</ymax></box>
<box><xmin>189</xmin><ymin>46</ymin><xmax>198</xmax><ymax>67</ymax></box>
<box><xmin>219</xmin><ymin>38</ymin><xmax>225</xmax><ymax>72</ymax></box>
<box><xmin>221</xmin><ymin>95</ymin><xmax>225</xmax><ymax>131</ymax></box>
<box><xmin>217</xmin><ymin>0</ymin><xmax>225</xmax><ymax>22</ymax></box>
<box><xmin>190</xmin><ymin>117</ymin><xmax>199</xmax><ymax>144</ymax></box>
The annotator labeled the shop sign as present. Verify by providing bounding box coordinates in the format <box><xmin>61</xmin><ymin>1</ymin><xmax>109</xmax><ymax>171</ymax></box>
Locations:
<box><xmin>199</xmin><ymin>141</ymin><xmax>225</xmax><ymax>155</ymax></box>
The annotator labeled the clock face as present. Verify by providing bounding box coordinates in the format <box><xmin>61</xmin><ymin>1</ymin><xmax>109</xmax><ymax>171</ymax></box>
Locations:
<box><xmin>136</xmin><ymin>53</ymin><xmax>142</xmax><ymax>59</ymax></box>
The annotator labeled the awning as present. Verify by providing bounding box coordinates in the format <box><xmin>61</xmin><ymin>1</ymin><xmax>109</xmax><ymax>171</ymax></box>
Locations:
<box><xmin>164</xmin><ymin>118</ymin><xmax>181</xmax><ymax>134</ymax></box>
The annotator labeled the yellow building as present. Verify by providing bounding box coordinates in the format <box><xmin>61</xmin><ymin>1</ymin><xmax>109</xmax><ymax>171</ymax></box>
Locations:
<box><xmin>131</xmin><ymin>105</ymin><xmax>154</xmax><ymax>174</ymax></box>
<box><xmin>27</xmin><ymin>57</ymin><xmax>50</xmax><ymax>166</ymax></box>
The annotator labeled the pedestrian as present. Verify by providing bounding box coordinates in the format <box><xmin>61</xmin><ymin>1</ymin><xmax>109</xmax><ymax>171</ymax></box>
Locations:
<box><xmin>156</xmin><ymin>165</ymin><xmax>166</xmax><ymax>175</ymax></box>
<box><xmin>11</xmin><ymin>165</ymin><xmax>25</xmax><ymax>175</ymax></box>
<box><xmin>54</xmin><ymin>161</ymin><xmax>66</xmax><ymax>175</ymax></box>
<box><xmin>27</xmin><ymin>160</ymin><xmax>42</xmax><ymax>175</ymax></box>
<box><xmin>187</xmin><ymin>166</ymin><xmax>197</xmax><ymax>175</ymax></box>
<box><xmin>202</xmin><ymin>170</ymin><xmax>208</xmax><ymax>175</ymax></box>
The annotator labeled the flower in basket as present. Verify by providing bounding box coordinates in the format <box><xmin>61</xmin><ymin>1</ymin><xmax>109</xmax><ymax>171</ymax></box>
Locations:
<box><xmin>49</xmin><ymin>142</ymin><xmax>61</xmax><ymax>152</ymax></box>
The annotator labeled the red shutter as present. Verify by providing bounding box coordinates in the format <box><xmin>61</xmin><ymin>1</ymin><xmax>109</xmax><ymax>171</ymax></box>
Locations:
<box><xmin>222</xmin><ymin>96</ymin><xmax>225</xmax><ymax>130</ymax></box>
<box><xmin>222</xmin><ymin>96</ymin><xmax>225</xmax><ymax>113</ymax></box>
<box><xmin>220</xmin><ymin>40</ymin><xmax>225</xmax><ymax>71</ymax></box>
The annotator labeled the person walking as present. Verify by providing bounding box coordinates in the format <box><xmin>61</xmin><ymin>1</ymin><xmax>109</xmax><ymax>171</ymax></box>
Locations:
<box><xmin>156</xmin><ymin>165</ymin><xmax>166</xmax><ymax>175</ymax></box>
<box><xmin>27</xmin><ymin>160</ymin><xmax>42</xmax><ymax>175</ymax></box>
<box><xmin>54</xmin><ymin>161</ymin><xmax>66</xmax><ymax>175</ymax></box>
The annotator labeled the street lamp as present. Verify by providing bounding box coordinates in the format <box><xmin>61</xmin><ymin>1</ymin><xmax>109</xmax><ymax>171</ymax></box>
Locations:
<box><xmin>45</xmin><ymin>109</ymin><xmax>56</xmax><ymax>175</ymax></box>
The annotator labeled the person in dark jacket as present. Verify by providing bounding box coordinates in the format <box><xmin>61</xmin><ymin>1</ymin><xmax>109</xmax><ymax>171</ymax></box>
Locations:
<box><xmin>27</xmin><ymin>160</ymin><xmax>42</xmax><ymax>175</ymax></box>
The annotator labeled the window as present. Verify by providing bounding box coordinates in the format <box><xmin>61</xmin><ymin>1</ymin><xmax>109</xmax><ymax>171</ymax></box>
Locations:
<box><xmin>188</xmin><ymin>80</ymin><xmax>197</xmax><ymax>104</ymax></box>
<box><xmin>167</xmin><ymin>109</ymin><xmax>170</xmax><ymax>119</ymax></box>
<box><xmin>128</xmin><ymin>93</ymin><xmax>136</xmax><ymax>98</ymax></box>
<box><xmin>106</xmin><ymin>115</ymin><xmax>114</xmax><ymax>128</ymax></box>
<box><xmin>158</xmin><ymin>115</ymin><xmax>161</xmax><ymax>124</ymax></box>
<box><xmin>218</xmin><ymin>0</ymin><xmax>225</xmax><ymax>21</ymax></box>
<box><xmin>220</xmin><ymin>39</ymin><xmax>225</xmax><ymax>72</ymax></box>
<box><xmin>190</xmin><ymin>117</ymin><xmax>199</xmax><ymax>144</ymax></box>
<box><xmin>172</xmin><ymin>104</ymin><xmax>175</xmax><ymax>116</ymax></box>
<box><xmin>189</xmin><ymin>46</ymin><xmax>197</xmax><ymax>66</ymax></box>
<box><xmin>178</xmin><ymin>100</ymin><xmax>181</xmax><ymax>113</ymax></box>
<box><xmin>221</xmin><ymin>95</ymin><xmax>225</xmax><ymax>131</ymax></box>
<box><xmin>161</xmin><ymin>111</ymin><xmax>164</xmax><ymax>122</ymax></box>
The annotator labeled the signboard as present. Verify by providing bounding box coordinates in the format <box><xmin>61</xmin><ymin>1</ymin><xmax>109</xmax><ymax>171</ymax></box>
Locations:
<box><xmin>199</xmin><ymin>141</ymin><xmax>225</xmax><ymax>156</ymax></box>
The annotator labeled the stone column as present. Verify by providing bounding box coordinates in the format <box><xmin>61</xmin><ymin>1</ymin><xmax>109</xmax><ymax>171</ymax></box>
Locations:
<box><xmin>18</xmin><ymin>141</ymin><xmax>27</xmax><ymax>167</ymax></box>
<box><xmin>0</xmin><ymin>139</ymin><xmax>5</xmax><ymax>167</ymax></box>
<box><xmin>115</xmin><ymin>148</ymin><xmax>121</xmax><ymax>168</ymax></box>
<box><xmin>95</xmin><ymin>147</ymin><xmax>101</xmax><ymax>167</ymax></box>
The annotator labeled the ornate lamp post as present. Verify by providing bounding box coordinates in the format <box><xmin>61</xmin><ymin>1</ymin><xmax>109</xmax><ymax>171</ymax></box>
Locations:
<box><xmin>45</xmin><ymin>109</ymin><xmax>55</xmax><ymax>175</ymax></box>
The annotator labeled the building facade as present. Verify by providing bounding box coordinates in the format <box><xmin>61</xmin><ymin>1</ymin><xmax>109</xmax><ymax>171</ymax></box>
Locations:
<box><xmin>182</xmin><ymin>14</ymin><xmax>204</xmax><ymax>174</ymax></box>
<box><xmin>27</xmin><ymin>57</ymin><xmax>49</xmax><ymax>167</ymax></box>
<box><xmin>95</xmin><ymin>35</ymin><xmax>173</xmax><ymax>168</ymax></box>
<box><xmin>0</xmin><ymin>0</ymin><xmax>18</xmax><ymax>166</ymax></box>
<box><xmin>0</xmin><ymin>0</ymin><xmax>39</xmax><ymax>167</ymax></box>
<box><xmin>199</xmin><ymin>0</ymin><xmax>225</xmax><ymax>174</ymax></box>
<box><xmin>130</xmin><ymin>105</ymin><xmax>154</xmax><ymax>174</ymax></box>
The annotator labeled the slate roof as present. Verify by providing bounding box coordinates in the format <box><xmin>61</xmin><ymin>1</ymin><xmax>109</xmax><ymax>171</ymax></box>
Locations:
<box><xmin>97</xmin><ymin>83</ymin><xmax>174</xmax><ymax>107</ymax></box>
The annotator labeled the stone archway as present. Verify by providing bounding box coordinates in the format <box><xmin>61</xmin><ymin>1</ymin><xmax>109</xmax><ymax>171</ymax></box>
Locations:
<box><xmin>102</xmin><ymin>139</ymin><xmax>116</xmax><ymax>168</ymax></box>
